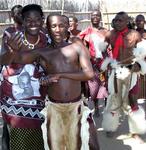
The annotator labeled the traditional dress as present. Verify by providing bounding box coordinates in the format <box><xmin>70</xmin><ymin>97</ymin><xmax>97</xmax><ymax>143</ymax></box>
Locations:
<box><xmin>101</xmin><ymin>40</ymin><xmax>146</xmax><ymax>134</ymax></box>
<box><xmin>0</xmin><ymin>64</ymin><xmax>47</xmax><ymax>150</ymax></box>
<box><xmin>79</xmin><ymin>27</ymin><xmax>108</xmax><ymax>101</ymax></box>
<box><xmin>41</xmin><ymin>97</ymin><xmax>100</xmax><ymax>150</ymax></box>
<box><xmin>0</xmin><ymin>26</ymin><xmax>23</xmax><ymax>150</ymax></box>
<box><xmin>0</xmin><ymin>31</ymin><xmax>48</xmax><ymax>150</ymax></box>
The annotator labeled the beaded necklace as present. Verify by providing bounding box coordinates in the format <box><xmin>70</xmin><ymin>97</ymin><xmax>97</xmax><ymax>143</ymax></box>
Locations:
<box><xmin>21</xmin><ymin>32</ymin><xmax>40</xmax><ymax>49</ymax></box>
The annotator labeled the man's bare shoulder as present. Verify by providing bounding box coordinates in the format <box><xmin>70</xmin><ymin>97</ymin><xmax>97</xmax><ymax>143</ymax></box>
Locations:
<box><xmin>70</xmin><ymin>39</ymin><xmax>89</xmax><ymax>56</ymax></box>
<box><xmin>99</xmin><ymin>27</ymin><xmax>109</xmax><ymax>32</ymax></box>
<box><xmin>105</xmin><ymin>29</ymin><xmax>115</xmax><ymax>40</ymax></box>
<box><xmin>127</xmin><ymin>29</ymin><xmax>141</xmax><ymax>41</ymax></box>
<box><xmin>128</xmin><ymin>29</ymin><xmax>139</xmax><ymax>34</ymax></box>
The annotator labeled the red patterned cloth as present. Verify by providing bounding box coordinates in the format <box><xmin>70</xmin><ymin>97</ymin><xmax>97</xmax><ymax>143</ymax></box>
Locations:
<box><xmin>79</xmin><ymin>27</ymin><xmax>105</xmax><ymax>58</ymax></box>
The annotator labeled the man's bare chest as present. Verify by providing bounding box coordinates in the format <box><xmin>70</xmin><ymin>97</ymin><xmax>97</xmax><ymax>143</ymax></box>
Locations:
<box><xmin>45</xmin><ymin>49</ymin><xmax>78</xmax><ymax>72</ymax></box>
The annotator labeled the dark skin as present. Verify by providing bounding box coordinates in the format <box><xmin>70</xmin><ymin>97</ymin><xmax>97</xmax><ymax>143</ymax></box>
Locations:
<box><xmin>80</xmin><ymin>10</ymin><xmax>108</xmax><ymax>113</ymax></box>
<box><xmin>81</xmin><ymin>10</ymin><xmax>108</xmax><ymax>60</ymax></box>
<box><xmin>69</xmin><ymin>16</ymin><xmax>81</xmax><ymax>37</ymax></box>
<box><xmin>135</xmin><ymin>15</ymin><xmax>146</xmax><ymax>39</ymax></box>
<box><xmin>105</xmin><ymin>13</ymin><xmax>144</xmax><ymax>141</ymax></box>
<box><xmin>105</xmin><ymin>13</ymin><xmax>141</xmax><ymax>72</ymax></box>
<box><xmin>1</xmin><ymin>15</ymin><xmax>99</xmax><ymax>150</ymax></box>
<box><xmin>1</xmin><ymin>15</ymin><xmax>94</xmax><ymax>102</ymax></box>
<box><xmin>1</xmin><ymin>10</ymin><xmax>46</xmax><ymax>64</ymax></box>
<box><xmin>90</xmin><ymin>10</ymin><xmax>107</xmax><ymax>34</ymax></box>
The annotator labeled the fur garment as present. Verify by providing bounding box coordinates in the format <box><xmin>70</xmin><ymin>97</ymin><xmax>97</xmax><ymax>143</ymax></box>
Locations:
<box><xmin>41</xmin><ymin>101</ymin><xmax>92</xmax><ymax>150</ymax></box>
<box><xmin>128</xmin><ymin>106</ymin><xmax>146</xmax><ymax>134</ymax></box>
<box><xmin>101</xmin><ymin>40</ymin><xmax>146</xmax><ymax>134</ymax></box>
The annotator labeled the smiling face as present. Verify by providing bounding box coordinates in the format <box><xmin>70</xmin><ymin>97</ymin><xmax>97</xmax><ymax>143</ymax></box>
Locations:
<box><xmin>47</xmin><ymin>15</ymin><xmax>66</xmax><ymax>44</ymax></box>
<box><xmin>23</xmin><ymin>10</ymin><xmax>43</xmax><ymax>36</ymax></box>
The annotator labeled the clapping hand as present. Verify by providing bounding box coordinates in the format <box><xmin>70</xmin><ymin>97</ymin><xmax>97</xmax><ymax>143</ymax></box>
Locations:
<box><xmin>5</xmin><ymin>31</ymin><xmax>23</xmax><ymax>52</ymax></box>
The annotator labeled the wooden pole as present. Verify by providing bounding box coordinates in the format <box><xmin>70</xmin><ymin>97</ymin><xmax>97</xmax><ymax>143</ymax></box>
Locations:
<box><xmin>61</xmin><ymin>0</ymin><xmax>65</xmax><ymax>15</ymax></box>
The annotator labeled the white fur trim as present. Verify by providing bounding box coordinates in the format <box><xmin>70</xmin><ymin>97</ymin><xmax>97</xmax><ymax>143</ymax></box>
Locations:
<box><xmin>101</xmin><ymin>57</ymin><xmax>113</xmax><ymax>71</ymax></box>
<box><xmin>108</xmin><ymin>70</ymin><xmax>115</xmax><ymax>94</ymax></box>
<box><xmin>102</xmin><ymin>110</ymin><xmax>119</xmax><ymax>132</ymax></box>
<box><xmin>128</xmin><ymin>106</ymin><xmax>146</xmax><ymax>134</ymax></box>
<box><xmin>81</xmin><ymin>106</ymin><xmax>91</xmax><ymax>150</ymax></box>
<box><xmin>90</xmin><ymin>34</ymin><xmax>108</xmax><ymax>59</ymax></box>
<box><xmin>129</xmin><ymin>73</ymin><xmax>137</xmax><ymax>90</ymax></box>
<box><xmin>133</xmin><ymin>40</ymin><xmax>146</xmax><ymax>60</ymax></box>
<box><xmin>110</xmin><ymin>59</ymin><xmax>119</xmax><ymax>69</ymax></box>
<box><xmin>41</xmin><ymin>105</ymin><xmax>50</xmax><ymax>150</ymax></box>
<box><xmin>133</xmin><ymin>40</ymin><xmax>146</xmax><ymax>75</ymax></box>
<box><xmin>102</xmin><ymin>94</ymin><xmax>120</xmax><ymax>132</ymax></box>
<box><xmin>116</xmin><ymin>66</ymin><xmax>130</xmax><ymax>80</ymax></box>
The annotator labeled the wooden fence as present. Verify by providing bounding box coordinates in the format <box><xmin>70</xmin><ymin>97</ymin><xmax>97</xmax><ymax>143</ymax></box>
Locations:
<box><xmin>1</xmin><ymin>10</ymin><xmax>146</xmax><ymax>34</ymax></box>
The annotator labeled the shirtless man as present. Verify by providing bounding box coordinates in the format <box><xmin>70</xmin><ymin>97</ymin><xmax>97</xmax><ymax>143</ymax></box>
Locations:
<box><xmin>1</xmin><ymin>14</ymin><xmax>100</xmax><ymax>150</ymax></box>
<box><xmin>102</xmin><ymin>11</ymin><xmax>146</xmax><ymax>140</ymax></box>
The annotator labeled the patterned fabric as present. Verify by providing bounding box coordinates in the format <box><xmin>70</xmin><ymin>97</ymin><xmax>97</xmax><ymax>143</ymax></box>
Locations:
<box><xmin>97</xmin><ymin>85</ymin><xmax>108</xmax><ymax>99</ymax></box>
<box><xmin>0</xmin><ymin>64</ymin><xmax>46</xmax><ymax>128</ymax></box>
<box><xmin>79</xmin><ymin>27</ymin><xmax>106</xmax><ymax>58</ymax></box>
<box><xmin>9</xmin><ymin>126</ymin><xmax>44</xmax><ymax>150</ymax></box>
<box><xmin>88</xmin><ymin>76</ymin><xmax>100</xmax><ymax>100</ymax></box>
<box><xmin>88</xmin><ymin>71</ymin><xmax>101</xmax><ymax>100</ymax></box>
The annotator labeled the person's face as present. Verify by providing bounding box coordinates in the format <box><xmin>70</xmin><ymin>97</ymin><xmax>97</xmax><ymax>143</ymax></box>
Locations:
<box><xmin>91</xmin><ymin>11</ymin><xmax>101</xmax><ymax>26</ymax></box>
<box><xmin>114</xmin><ymin>14</ymin><xmax>128</xmax><ymax>31</ymax></box>
<box><xmin>23</xmin><ymin>10</ymin><xmax>43</xmax><ymax>36</ymax></box>
<box><xmin>12</xmin><ymin>7</ymin><xmax>23</xmax><ymax>25</ymax></box>
<box><xmin>48</xmin><ymin>16</ymin><xmax>66</xmax><ymax>43</ymax></box>
<box><xmin>18</xmin><ymin>73</ymin><xmax>30</xmax><ymax>89</ymax></box>
<box><xmin>135</xmin><ymin>16</ymin><xmax>145</xmax><ymax>29</ymax></box>
<box><xmin>69</xmin><ymin>18</ymin><xmax>77</xmax><ymax>31</ymax></box>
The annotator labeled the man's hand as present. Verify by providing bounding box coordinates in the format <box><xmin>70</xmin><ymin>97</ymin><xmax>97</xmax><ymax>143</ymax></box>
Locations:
<box><xmin>6</xmin><ymin>32</ymin><xmax>23</xmax><ymax>52</ymax></box>
<box><xmin>40</xmin><ymin>75</ymin><xmax>60</xmax><ymax>85</ymax></box>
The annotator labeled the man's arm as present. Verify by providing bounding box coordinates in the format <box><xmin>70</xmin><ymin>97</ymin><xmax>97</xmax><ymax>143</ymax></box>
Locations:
<box><xmin>0</xmin><ymin>30</ymin><xmax>15</xmax><ymax>65</ymax></box>
<box><xmin>0</xmin><ymin>32</ymin><xmax>45</xmax><ymax>65</ymax></box>
<box><xmin>55</xmin><ymin>41</ymin><xmax>94</xmax><ymax>81</ymax></box>
<box><xmin>0</xmin><ymin>48</ymin><xmax>40</xmax><ymax>65</ymax></box>
<box><xmin>0</xmin><ymin>31</ymin><xmax>27</xmax><ymax>65</ymax></box>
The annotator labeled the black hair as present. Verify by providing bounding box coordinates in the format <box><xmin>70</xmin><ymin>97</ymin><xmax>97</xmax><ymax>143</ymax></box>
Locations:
<box><xmin>46</xmin><ymin>13</ymin><xmax>62</xmax><ymax>28</ymax></box>
<box><xmin>111</xmin><ymin>18</ymin><xmax>115</xmax><ymax>28</ymax></box>
<box><xmin>116</xmin><ymin>11</ymin><xmax>128</xmax><ymax>18</ymax></box>
<box><xmin>127</xmin><ymin>16</ymin><xmax>135</xmax><ymax>29</ymax></box>
<box><xmin>21</xmin><ymin>4</ymin><xmax>44</xmax><ymax>19</ymax></box>
<box><xmin>62</xmin><ymin>15</ymin><xmax>69</xmax><ymax>25</ymax></box>
<box><xmin>11</xmin><ymin>5</ymin><xmax>23</xmax><ymax>16</ymax></box>
<box><xmin>68</xmin><ymin>16</ymin><xmax>78</xmax><ymax>23</ymax></box>
<box><xmin>135</xmin><ymin>14</ymin><xmax>145</xmax><ymax>21</ymax></box>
